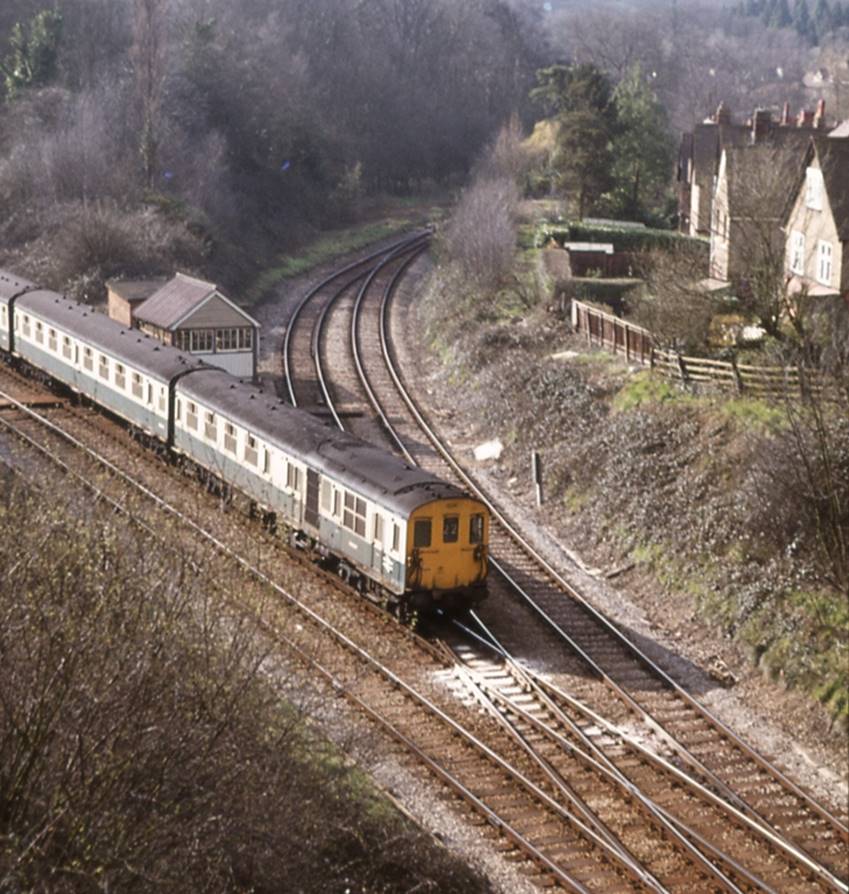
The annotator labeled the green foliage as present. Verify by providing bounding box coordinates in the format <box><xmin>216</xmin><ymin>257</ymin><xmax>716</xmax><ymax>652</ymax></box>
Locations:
<box><xmin>562</xmin><ymin>277</ymin><xmax>644</xmax><ymax>306</ymax></box>
<box><xmin>537</xmin><ymin>220</ymin><xmax>708</xmax><ymax>257</ymax></box>
<box><xmin>1</xmin><ymin>9</ymin><xmax>63</xmax><ymax>97</ymax></box>
<box><xmin>720</xmin><ymin>397</ymin><xmax>786</xmax><ymax>432</ymax></box>
<box><xmin>607</xmin><ymin>65</ymin><xmax>675</xmax><ymax>221</ymax></box>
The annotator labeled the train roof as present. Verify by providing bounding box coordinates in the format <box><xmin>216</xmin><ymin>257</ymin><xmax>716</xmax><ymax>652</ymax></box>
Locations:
<box><xmin>0</xmin><ymin>269</ymin><xmax>37</xmax><ymax>302</ymax></box>
<box><xmin>16</xmin><ymin>290</ymin><xmax>207</xmax><ymax>382</ymax></box>
<box><xmin>178</xmin><ymin>368</ymin><xmax>466</xmax><ymax>515</ymax></box>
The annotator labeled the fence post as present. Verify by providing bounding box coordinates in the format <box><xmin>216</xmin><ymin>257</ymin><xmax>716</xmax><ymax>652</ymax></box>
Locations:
<box><xmin>625</xmin><ymin>325</ymin><xmax>631</xmax><ymax>361</ymax></box>
<box><xmin>531</xmin><ymin>451</ymin><xmax>543</xmax><ymax>507</ymax></box>
<box><xmin>677</xmin><ymin>352</ymin><xmax>689</xmax><ymax>383</ymax></box>
<box><xmin>730</xmin><ymin>355</ymin><xmax>744</xmax><ymax>394</ymax></box>
<box><xmin>650</xmin><ymin>347</ymin><xmax>655</xmax><ymax>369</ymax></box>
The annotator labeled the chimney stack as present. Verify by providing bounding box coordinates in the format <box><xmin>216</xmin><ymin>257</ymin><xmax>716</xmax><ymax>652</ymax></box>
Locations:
<box><xmin>715</xmin><ymin>101</ymin><xmax>732</xmax><ymax>125</ymax></box>
<box><xmin>813</xmin><ymin>98</ymin><xmax>826</xmax><ymax>129</ymax></box>
<box><xmin>780</xmin><ymin>101</ymin><xmax>791</xmax><ymax>125</ymax></box>
<box><xmin>797</xmin><ymin>108</ymin><xmax>815</xmax><ymax>127</ymax></box>
<box><xmin>752</xmin><ymin>108</ymin><xmax>772</xmax><ymax>143</ymax></box>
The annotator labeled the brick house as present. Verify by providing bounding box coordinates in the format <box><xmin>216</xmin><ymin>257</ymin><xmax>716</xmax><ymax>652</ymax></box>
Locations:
<box><xmin>678</xmin><ymin>101</ymin><xmax>830</xmax><ymax>238</ymax></box>
<box><xmin>708</xmin><ymin>143</ymin><xmax>809</xmax><ymax>286</ymax></box>
<box><xmin>783</xmin><ymin>135</ymin><xmax>849</xmax><ymax>300</ymax></box>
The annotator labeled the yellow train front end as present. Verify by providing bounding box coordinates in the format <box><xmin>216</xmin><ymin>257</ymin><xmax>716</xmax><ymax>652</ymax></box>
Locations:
<box><xmin>405</xmin><ymin>496</ymin><xmax>489</xmax><ymax>612</ymax></box>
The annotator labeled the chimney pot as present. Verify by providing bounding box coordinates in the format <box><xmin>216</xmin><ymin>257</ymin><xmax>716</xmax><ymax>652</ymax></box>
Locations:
<box><xmin>780</xmin><ymin>101</ymin><xmax>791</xmax><ymax>125</ymax></box>
<box><xmin>814</xmin><ymin>98</ymin><xmax>827</xmax><ymax>129</ymax></box>
<box><xmin>752</xmin><ymin>108</ymin><xmax>772</xmax><ymax>143</ymax></box>
<box><xmin>715</xmin><ymin>101</ymin><xmax>732</xmax><ymax>125</ymax></box>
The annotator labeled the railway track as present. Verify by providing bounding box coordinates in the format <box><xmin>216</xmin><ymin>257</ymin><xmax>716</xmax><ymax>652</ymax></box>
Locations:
<box><xmin>0</xmin><ymin>244</ymin><xmax>705</xmax><ymax>891</ymax></box>
<box><xmin>287</xmin><ymin>237</ymin><xmax>849</xmax><ymax>892</ymax></box>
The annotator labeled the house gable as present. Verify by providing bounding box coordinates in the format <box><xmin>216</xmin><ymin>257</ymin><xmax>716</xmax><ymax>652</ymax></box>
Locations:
<box><xmin>784</xmin><ymin>145</ymin><xmax>846</xmax><ymax>294</ymax></box>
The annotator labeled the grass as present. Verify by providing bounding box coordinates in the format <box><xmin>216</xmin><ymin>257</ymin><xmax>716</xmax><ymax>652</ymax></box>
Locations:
<box><xmin>612</xmin><ymin>370</ymin><xmax>687</xmax><ymax>412</ymax></box>
<box><xmin>244</xmin><ymin>217</ymin><xmax>417</xmax><ymax>305</ymax></box>
<box><xmin>720</xmin><ymin>397</ymin><xmax>785</xmax><ymax>432</ymax></box>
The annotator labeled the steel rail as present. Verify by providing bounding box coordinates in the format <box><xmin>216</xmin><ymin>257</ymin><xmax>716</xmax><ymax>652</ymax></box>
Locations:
<box><xmin>460</xmin><ymin>614</ymin><xmax>842</xmax><ymax>894</ymax></box>
<box><xmin>282</xmin><ymin>231</ymin><xmax>429</xmax><ymax>406</ymax></box>
<box><xmin>0</xmin><ymin>387</ymin><xmax>644</xmax><ymax>893</ymax></box>
<box><xmin>370</xmin><ymin>270</ymin><xmax>849</xmax><ymax>879</ymax></box>
<box><xmin>310</xmin><ymin>235</ymin><xmax>429</xmax><ymax>430</ymax></box>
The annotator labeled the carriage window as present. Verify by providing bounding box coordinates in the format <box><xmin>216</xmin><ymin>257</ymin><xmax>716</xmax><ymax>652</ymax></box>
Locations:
<box><xmin>343</xmin><ymin>491</ymin><xmax>367</xmax><ymax>537</ymax></box>
<box><xmin>321</xmin><ymin>480</ymin><xmax>332</xmax><ymax>511</ymax></box>
<box><xmin>99</xmin><ymin>355</ymin><xmax>109</xmax><ymax>378</ymax></box>
<box><xmin>262</xmin><ymin>448</ymin><xmax>270</xmax><ymax>474</ymax></box>
<box><xmin>131</xmin><ymin>371</ymin><xmax>143</xmax><ymax>399</ymax></box>
<box><xmin>62</xmin><ymin>335</ymin><xmax>72</xmax><ymax>360</ymax></box>
<box><xmin>83</xmin><ymin>347</ymin><xmax>93</xmax><ymax>371</ymax></box>
<box><xmin>287</xmin><ymin>463</ymin><xmax>300</xmax><ymax>492</ymax></box>
<box><xmin>392</xmin><ymin>523</ymin><xmax>400</xmax><ymax>552</ymax></box>
<box><xmin>35</xmin><ymin>321</ymin><xmax>43</xmax><ymax>343</ymax></box>
<box><xmin>244</xmin><ymin>433</ymin><xmax>258</xmax><ymax>466</ymax></box>
<box><xmin>204</xmin><ymin>410</ymin><xmax>217</xmax><ymax>441</ymax></box>
<box><xmin>332</xmin><ymin>490</ymin><xmax>340</xmax><ymax>516</ymax></box>
<box><xmin>413</xmin><ymin>519</ymin><xmax>432</xmax><ymax>548</ymax></box>
<box><xmin>22</xmin><ymin>314</ymin><xmax>30</xmax><ymax>337</ymax></box>
<box><xmin>470</xmin><ymin>514</ymin><xmax>484</xmax><ymax>545</ymax></box>
<box><xmin>158</xmin><ymin>388</ymin><xmax>167</xmax><ymax>413</ymax></box>
<box><xmin>223</xmin><ymin>422</ymin><xmax>237</xmax><ymax>453</ymax></box>
<box><xmin>443</xmin><ymin>516</ymin><xmax>459</xmax><ymax>544</ymax></box>
<box><xmin>373</xmin><ymin>513</ymin><xmax>384</xmax><ymax>543</ymax></box>
<box><xmin>48</xmin><ymin>328</ymin><xmax>57</xmax><ymax>351</ymax></box>
<box><xmin>114</xmin><ymin>363</ymin><xmax>126</xmax><ymax>390</ymax></box>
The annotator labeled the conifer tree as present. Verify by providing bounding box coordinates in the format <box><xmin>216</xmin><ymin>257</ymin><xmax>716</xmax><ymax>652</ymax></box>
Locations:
<box><xmin>772</xmin><ymin>0</ymin><xmax>793</xmax><ymax>27</ymax></box>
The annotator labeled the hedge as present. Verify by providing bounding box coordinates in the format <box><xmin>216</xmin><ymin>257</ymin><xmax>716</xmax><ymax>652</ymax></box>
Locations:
<box><xmin>537</xmin><ymin>220</ymin><xmax>709</xmax><ymax>259</ymax></box>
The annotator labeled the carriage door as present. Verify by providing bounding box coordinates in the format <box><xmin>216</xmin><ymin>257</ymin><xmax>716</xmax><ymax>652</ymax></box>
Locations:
<box><xmin>304</xmin><ymin>468</ymin><xmax>320</xmax><ymax>529</ymax></box>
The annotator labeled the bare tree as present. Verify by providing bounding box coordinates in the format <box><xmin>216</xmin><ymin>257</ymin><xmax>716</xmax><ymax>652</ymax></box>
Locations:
<box><xmin>131</xmin><ymin>0</ymin><xmax>166</xmax><ymax>190</ymax></box>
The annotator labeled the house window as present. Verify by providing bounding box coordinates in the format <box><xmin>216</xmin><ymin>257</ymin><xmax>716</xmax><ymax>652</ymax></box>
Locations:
<box><xmin>62</xmin><ymin>335</ymin><xmax>72</xmax><ymax>360</ymax></box>
<box><xmin>789</xmin><ymin>231</ymin><xmax>805</xmax><ymax>275</ymax></box>
<box><xmin>805</xmin><ymin>167</ymin><xmax>823</xmax><ymax>210</ymax></box>
<box><xmin>817</xmin><ymin>240</ymin><xmax>833</xmax><ymax>286</ymax></box>
<box><xmin>223</xmin><ymin>422</ymin><xmax>237</xmax><ymax>453</ymax></box>
<box><xmin>186</xmin><ymin>401</ymin><xmax>198</xmax><ymax>431</ymax></box>
<box><xmin>131</xmin><ymin>371</ymin><xmax>144</xmax><ymax>399</ymax></box>
<box><xmin>287</xmin><ymin>463</ymin><xmax>300</xmax><ymax>492</ymax></box>
<box><xmin>83</xmin><ymin>347</ymin><xmax>93</xmax><ymax>371</ymax></box>
<box><xmin>189</xmin><ymin>329</ymin><xmax>214</xmax><ymax>353</ymax></box>
<box><xmin>204</xmin><ymin>410</ymin><xmax>217</xmax><ymax>441</ymax></box>
<box><xmin>244</xmin><ymin>433</ymin><xmax>258</xmax><ymax>466</ymax></box>
<box><xmin>343</xmin><ymin>491</ymin><xmax>367</xmax><ymax>537</ymax></box>
<box><xmin>114</xmin><ymin>363</ymin><xmax>126</xmax><ymax>390</ymax></box>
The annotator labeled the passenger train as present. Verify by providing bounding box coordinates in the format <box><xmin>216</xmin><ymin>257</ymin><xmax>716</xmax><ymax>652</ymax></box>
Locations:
<box><xmin>0</xmin><ymin>270</ymin><xmax>488</xmax><ymax>614</ymax></box>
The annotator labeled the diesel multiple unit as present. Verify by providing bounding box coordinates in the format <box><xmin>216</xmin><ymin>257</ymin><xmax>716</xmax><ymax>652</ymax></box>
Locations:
<box><xmin>0</xmin><ymin>272</ymin><xmax>488</xmax><ymax>613</ymax></box>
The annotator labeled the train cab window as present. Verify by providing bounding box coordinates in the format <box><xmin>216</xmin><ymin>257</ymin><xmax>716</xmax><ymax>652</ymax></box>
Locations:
<box><xmin>99</xmin><ymin>355</ymin><xmax>109</xmax><ymax>379</ymax></box>
<box><xmin>114</xmin><ymin>363</ymin><xmax>126</xmax><ymax>390</ymax></box>
<box><xmin>470</xmin><ymin>514</ymin><xmax>484</xmax><ymax>545</ymax></box>
<box><xmin>392</xmin><ymin>523</ymin><xmax>400</xmax><ymax>552</ymax></box>
<box><xmin>443</xmin><ymin>516</ymin><xmax>459</xmax><ymax>544</ymax></box>
<box><xmin>223</xmin><ymin>422</ymin><xmax>237</xmax><ymax>453</ymax></box>
<box><xmin>62</xmin><ymin>335</ymin><xmax>72</xmax><ymax>360</ymax></box>
<box><xmin>343</xmin><ymin>491</ymin><xmax>366</xmax><ymax>537</ymax></box>
<box><xmin>204</xmin><ymin>411</ymin><xmax>217</xmax><ymax>441</ymax></box>
<box><xmin>413</xmin><ymin>519</ymin><xmax>432</xmax><ymax>548</ymax></box>
<box><xmin>83</xmin><ymin>347</ymin><xmax>93</xmax><ymax>371</ymax></box>
<box><xmin>35</xmin><ymin>321</ymin><xmax>43</xmax><ymax>343</ymax></box>
<box><xmin>131</xmin><ymin>371</ymin><xmax>143</xmax><ymax>399</ymax></box>
<box><xmin>244</xmin><ymin>433</ymin><xmax>258</xmax><ymax>466</ymax></box>
<box><xmin>373</xmin><ymin>513</ymin><xmax>384</xmax><ymax>543</ymax></box>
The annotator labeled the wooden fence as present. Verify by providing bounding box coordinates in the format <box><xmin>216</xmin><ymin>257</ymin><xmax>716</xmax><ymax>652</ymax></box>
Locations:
<box><xmin>571</xmin><ymin>299</ymin><xmax>825</xmax><ymax>398</ymax></box>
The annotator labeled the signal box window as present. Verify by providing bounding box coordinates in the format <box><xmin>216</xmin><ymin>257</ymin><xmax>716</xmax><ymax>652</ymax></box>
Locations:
<box><xmin>413</xmin><ymin>519</ymin><xmax>432</xmax><ymax>548</ymax></box>
<box><xmin>443</xmin><ymin>516</ymin><xmax>459</xmax><ymax>543</ymax></box>
<box><xmin>470</xmin><ymin>514</ymin><xmax>484</xmax><ymax>545</ymax></box>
